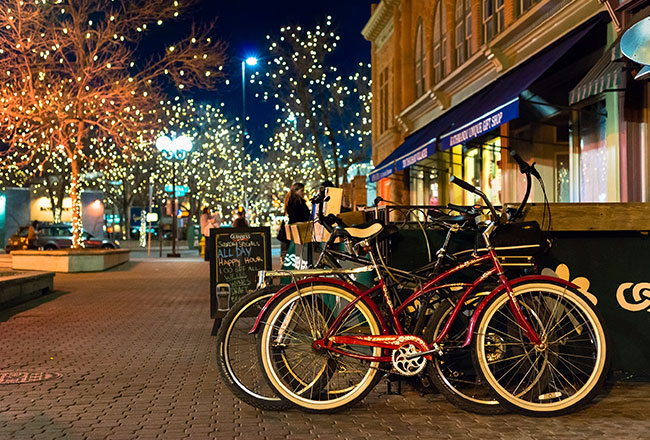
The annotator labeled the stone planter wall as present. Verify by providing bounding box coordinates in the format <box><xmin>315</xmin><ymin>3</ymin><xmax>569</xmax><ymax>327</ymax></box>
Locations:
<box><xmin>0</xmin><ymin>271</ymin><xmax>54</xmax><ymax>308</ymax></box>
<box><xmin>11</xmin><ymin>249</ymin><xmax>130</xmax><ymax>273</ymax></box>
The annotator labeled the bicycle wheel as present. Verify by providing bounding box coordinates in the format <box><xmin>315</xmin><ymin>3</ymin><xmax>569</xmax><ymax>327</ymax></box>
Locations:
<box><xmin>472</xmin><ymin>280</ymin><xmax>609</xmax><ymax>416</ymax></box>
<box><xmin>258</xmin><ymin>281</ymin><xmax>383</xmax><ymax>413</ymax></box>
<box><xmin>424</xmin><ymin>296</ymin><xmax>507</xmax><ymax>414</ymax></box>
<box><xmin>216</xmin><ymin>286</ymin><xmax>290</xmax><ymax>411</ymax></box>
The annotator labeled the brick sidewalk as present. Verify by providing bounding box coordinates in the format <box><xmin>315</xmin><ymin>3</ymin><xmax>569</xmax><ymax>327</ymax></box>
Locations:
<box><xmin>1</xmin><ymin>260</ymin><xmax>649</xmax><ymax>439</ymax></box>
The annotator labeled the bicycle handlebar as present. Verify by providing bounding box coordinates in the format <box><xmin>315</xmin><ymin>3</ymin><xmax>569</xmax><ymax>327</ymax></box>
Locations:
<box><xmin>449</xmin><ymin>176</ymin><xmax>478</xmax><ymax>194</ymax></box>
<box><xmin>449</xmin><ymin>176</ymin><xmax>500</xmax><ymax>222</ymax></box>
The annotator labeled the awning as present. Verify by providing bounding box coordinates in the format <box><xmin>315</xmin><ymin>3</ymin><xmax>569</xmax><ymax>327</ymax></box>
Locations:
<box><xmin>368</xmin><ymin>20</ymin><xmax>596</xmax><ymax>183</ymax></box>
<box><xmin>569</xmin><ymin>41</ymin><xmax>625</xmax><ymax>105</ymax></box>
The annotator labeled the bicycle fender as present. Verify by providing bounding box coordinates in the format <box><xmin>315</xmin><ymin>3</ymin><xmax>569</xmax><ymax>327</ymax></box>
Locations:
<box><xmin>248</xmin><ymin>277</ymin><xmax>366</xmax><ymax>334</ymax></box>
<box><xmin>463</xmin><ymin>275</ymin><xmax>580</xmax><ymax>347</ymax></box>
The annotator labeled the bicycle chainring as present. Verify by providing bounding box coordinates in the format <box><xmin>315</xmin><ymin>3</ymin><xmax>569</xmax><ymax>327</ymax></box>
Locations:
<box><xmin>391</xmin><ymin>344</ymin><xmax>427</xmax><ymax>376</ymax></box>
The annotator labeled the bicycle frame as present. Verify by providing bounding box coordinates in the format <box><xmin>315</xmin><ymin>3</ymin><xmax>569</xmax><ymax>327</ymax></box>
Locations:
<box><xmin>312</xmin><ymin>246</ymin><xmax>550</xmax><ymax>363</ymax></box>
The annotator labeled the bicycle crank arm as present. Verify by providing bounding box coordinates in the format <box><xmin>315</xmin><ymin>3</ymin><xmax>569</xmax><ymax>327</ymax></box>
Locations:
<box><xmin>404</xmin><ymin>343</ymin><xmax>443</xmax><ymax>360</ymax></box>
<box><xmin>316</xmin><ymin>334</ymin><xmax>432</xmax><ymax>360</ymax></box>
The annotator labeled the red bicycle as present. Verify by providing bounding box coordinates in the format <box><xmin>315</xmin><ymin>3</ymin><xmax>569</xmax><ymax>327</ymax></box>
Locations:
<box><xmin>252</xmin><ymin>158</ymin><xmax>608</xmax><ymax>416</ymax></box>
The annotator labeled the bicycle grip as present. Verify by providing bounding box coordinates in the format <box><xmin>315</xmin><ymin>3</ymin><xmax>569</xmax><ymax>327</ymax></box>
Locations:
<box><xmin>447</xmin><ymin>203</ymin><xmax>471</xmax><ymax>214</ymax></box>
<box><xmin>450</xmin><ymin>176</ymin><xmax>478</xmax><ymax>194</ymax></box>
<box><xmin>510</xmin><ymin>150</ymin><xmax>529</xmax><ymax>173</ymax></box>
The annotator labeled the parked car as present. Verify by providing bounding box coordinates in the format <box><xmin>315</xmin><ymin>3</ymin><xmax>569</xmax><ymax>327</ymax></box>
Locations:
<box><xmin>5</xmin><ymin>224</ymin><xmax>119</xmax><ymax>252</ymax></box>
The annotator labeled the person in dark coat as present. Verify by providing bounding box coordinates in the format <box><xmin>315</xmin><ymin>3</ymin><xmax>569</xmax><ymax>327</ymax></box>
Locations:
<box><xmin>233</xmin><ymin>207</ymin><xmax>249</xmax><ymax>228</ymax></box>
<box><xmin>281</xmin><ymin>182</ymin><xmax>310</xmax><ymax>264</ymax></box>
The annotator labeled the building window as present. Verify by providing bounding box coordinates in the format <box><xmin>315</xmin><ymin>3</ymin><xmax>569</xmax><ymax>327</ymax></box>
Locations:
<box><xmin>379</xmin><ymin>67</ymin><xmax>389</xmax><ymax>134</ymax></box>
<box><xmin>556</xmin><ymin>153</ymin><xmax>570</xmax><ymax>202</ymax></box>
<box><xmin>415</xmin><ymin>18</ymin><xmax>425</xmax><ymax>98</ymax></box>
<box><xmin>483</xmin><ymin>0</ymin><xmax>504</xmax><ymax>43</ymax></box>
<box><xmin>578</xmin><ymin>100</ymin><xmax>608</xmax><ymax>202</ymax></box>
<box><xmin>518</xmin><ymin>0</ymin><xmax>540</xmax><ymax>16</ymax></box>
<box><xmin>433</xmin><ymin>1</ymin><xmax>447</xmax><ymax>83</ymax></box>
<box><xmin>455</xmin><ymin>0</ymin><xmax>472</xmax><ymax>67</ymax></box>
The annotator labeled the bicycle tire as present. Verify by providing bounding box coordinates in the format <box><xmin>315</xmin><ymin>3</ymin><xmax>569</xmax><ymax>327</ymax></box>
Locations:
<box><xmin>424</xmin><ymin>296</ymin><xmax>508</xmax><ymax>414</ymax></box>
<box><xmin>472</xmin><ymin>280</ymin><xmax>609</xmax><ymax>416</ymax></box>
<box><xmin>258</xmin><ymin>280</ymin><xmax>384</xmax><ymax>413</ymax></box>
<box><xmin>216</xmin><ymin>286</ymin><xmax>291</xmax><ymax>411</ymax></box>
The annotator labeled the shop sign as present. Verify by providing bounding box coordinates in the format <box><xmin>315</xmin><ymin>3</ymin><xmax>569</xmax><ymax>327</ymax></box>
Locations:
<box><xmin>440</xmin><ymin>98</ymin><xmax>519</xmax><ymax>150</ymax></box>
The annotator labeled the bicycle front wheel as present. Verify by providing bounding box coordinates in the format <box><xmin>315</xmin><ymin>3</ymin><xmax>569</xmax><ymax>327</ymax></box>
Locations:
<box><xmin>258</xmin><ymin>281</ymin><xmax>383</xmax><ymax>413</ymax></box>
<box><xmin>472</xmin><ymin>280</ymin><xmax>609</xmax><ymax>416</ymax></box>
<box><xmin>216</xmin><ymin>286</ymin><xmax>290</xmax><ymax>411</ymax></box>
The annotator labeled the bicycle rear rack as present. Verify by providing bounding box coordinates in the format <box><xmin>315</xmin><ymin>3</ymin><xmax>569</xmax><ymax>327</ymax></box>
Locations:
<box><xmin>257</xmin><ymin>266</ymin><xmax>375</xmax><ymax>289</ymax></box>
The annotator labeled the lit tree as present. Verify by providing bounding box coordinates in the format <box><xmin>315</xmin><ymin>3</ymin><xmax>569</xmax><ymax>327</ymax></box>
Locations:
<box><xmin>0</xmin><ymin>0</ymin><xmax>225</xmax><ymax>247</ymax></box>
<box><xmin>253</xmin><ymin>18</ymin><xmax>372</xmax><ymax>186</ymax></box>
<box><xmin>97</xmin><ymin>151</ymin><xmax>155</xmax><ymax>239</ymax></box>
<box><xmin>321</xmin><ymin>63</ymin><xmax>372</xmax><ymax>184</ymax></box>
<box><xmin>253</xmin><ymin>18</ymin><xmax>337</xmax><ymax>182</ymax></box>
<box><xmin>155</xmin><ymin>98</ymin><xmax>246</xmax><ymax>224</ymax></box>
<box><xmin>32</xmin><ymin>156</ymin><xmax>71</xmax><ymax>223</ymax></box>
<box><xmin>259</xmin><ymin>115</ymin><xmax>322</xmax><ymax>216</ymax></box>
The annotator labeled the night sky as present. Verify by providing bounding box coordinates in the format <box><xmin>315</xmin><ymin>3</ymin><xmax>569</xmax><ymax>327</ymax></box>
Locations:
<box><xmin>179</xmin><ymin>0</ymin><xmax>376</xmax><ymax>147</ymax></box>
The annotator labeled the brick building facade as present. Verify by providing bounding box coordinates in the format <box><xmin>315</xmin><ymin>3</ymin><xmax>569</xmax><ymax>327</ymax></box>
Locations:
<box><xmin>364</xmin><ymin>0</ymin><xmax>650</xmax><ymax>207</ymax></box>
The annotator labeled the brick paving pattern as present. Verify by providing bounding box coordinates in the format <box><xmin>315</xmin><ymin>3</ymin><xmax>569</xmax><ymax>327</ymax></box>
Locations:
<box><xmin>1</xmin><ymin>257</ymin><xmax>649</xmax><ymax>439</ymax></box>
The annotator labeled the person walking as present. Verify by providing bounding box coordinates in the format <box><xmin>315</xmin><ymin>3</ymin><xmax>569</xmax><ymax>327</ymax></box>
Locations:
<box><xmin>281</xmin><ymin>182</ymin><xmax>311</xmax><ymax>266</ymax></box>
<box><xmin>200</xmin><ymin>207</ymin><xmax>220</xmax><ymax>261</ymax></box>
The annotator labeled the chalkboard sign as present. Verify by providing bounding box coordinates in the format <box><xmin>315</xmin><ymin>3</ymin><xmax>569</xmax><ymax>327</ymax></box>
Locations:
<box><xmin>209</xmin><ymin>227</ymin><xmax>271</xmax><ymax>319</ymax></box>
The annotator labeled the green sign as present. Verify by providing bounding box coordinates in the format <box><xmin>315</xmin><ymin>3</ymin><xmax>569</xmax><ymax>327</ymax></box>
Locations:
<box><xmin>164</xmin><ymin>184</ymin><xmax>189</xmax><ymax>197</ymax></box>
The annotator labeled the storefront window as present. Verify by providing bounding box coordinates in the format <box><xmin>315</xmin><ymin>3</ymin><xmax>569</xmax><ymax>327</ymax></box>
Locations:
<box><xmin>482</xmin><ymin>140</ymin><xmax>502</xmax><ymax>205</ymax></box>
<box><xmin>579</xmin><ymin>100</ymin><xmax>608</xmax><ymax>202</ymax></box>
<box><xmin>460</xmin><ymin>141</ymin><xmax>502</xmax><ymax>205</ymax></box>
<box><xmin>556</xmin><ymin>153</ymin><xmax>570</xmax><ymax>202</ymax></box>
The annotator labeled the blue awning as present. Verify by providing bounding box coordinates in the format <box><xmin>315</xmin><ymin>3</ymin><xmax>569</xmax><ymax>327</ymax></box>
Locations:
<box><xmin>368</xmin><ymin>20</ymin><xmax>596</xmax><ymax>183</ymax></box>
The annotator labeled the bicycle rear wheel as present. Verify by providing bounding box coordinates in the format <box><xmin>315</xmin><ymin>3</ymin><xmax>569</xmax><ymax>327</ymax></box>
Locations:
<box><xmin>424</xmin><ymin>296</ymin><xmax>507</xmax><ymax>414</ymax></box>
<box><xmin>472</xmin><ymin>280</ymin><xmax>609</xmax><ymax>416</ymax></box>
<box><xmin>216</xmin><ymin>286</ymin><xmax>290</xmax><ymax>410</ymax></box>
<box><xmin>258</xmin><ymin>281</ymin><xmax>383</xmax><ymax>413</ymax></box>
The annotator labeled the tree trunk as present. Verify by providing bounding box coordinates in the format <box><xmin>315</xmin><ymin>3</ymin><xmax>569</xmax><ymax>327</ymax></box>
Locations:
<box><xmin>321</xmin><ymin>102</ymin><xmax>341</xmax><ymax>186</ymax></box>
<box><xmin>297</xmin><ymin>87</ymin><xmax>329</xmax><ymax>181</ymax></box>
<box><xmin>69</xmin><ymin>159</ymin><xmax>83</xmax><ymax>248</ymax></box>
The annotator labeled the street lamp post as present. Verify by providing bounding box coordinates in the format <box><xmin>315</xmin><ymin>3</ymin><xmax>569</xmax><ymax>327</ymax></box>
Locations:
<box><xmin>156</xmin><ymin>135</ymin><xmax>192</xmax><ymax>258</ymax></box>
<box><xmin>241</xmin><ymin>56</ymin><xmax>257</xmax><ymax>212</ymax></box>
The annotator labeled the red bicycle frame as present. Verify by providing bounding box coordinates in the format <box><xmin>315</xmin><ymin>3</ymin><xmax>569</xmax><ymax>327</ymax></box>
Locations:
<box><xmin>310</xmin><ymin>247</ymin><xmax>545</xmax><ymax>363</ymax></box>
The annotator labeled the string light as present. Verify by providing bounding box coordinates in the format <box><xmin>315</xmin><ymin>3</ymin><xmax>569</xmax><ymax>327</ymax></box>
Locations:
<box><xmin>0</xmin><ymin>0</ymin><xmax>225</xmax><ymax>247</ymax></box>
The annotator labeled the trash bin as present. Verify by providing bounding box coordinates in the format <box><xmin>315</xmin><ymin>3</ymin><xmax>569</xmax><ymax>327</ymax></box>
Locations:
<box><xmin>187</xmin><ymin>224</ymin><xmax>201</xmax><ymax>250</ymax></box>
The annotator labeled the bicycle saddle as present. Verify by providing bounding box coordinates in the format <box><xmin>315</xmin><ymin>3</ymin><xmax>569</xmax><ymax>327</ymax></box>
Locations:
<box><xmin>342</xmin><ymin>220</ymin><xmax>397</xmax><ymax>241</ymax></box>
<box><xmin>343</xmin><ymin>221</ymin><xmax>383</xmax><ymax>239</ymax></box>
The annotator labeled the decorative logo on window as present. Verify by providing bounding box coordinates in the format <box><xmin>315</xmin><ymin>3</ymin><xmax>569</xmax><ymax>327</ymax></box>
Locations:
<box><xmin>616</xmin><ymin>283</ymin><xmax>650</xmax><ymax>312</ymax></box>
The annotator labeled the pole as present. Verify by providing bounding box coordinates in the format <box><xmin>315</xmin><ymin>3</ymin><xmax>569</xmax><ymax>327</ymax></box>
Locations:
<box><xmin>159</xmin><ymin>202</ymin><xmax>163</xmax><ymax>258</ymax></box>
<box><xmin>168</xmin><ymin>160</ymin><xmax>180</xmax><ymax>257</ymax></box>
<box><xmin>241</xmin><ymin>60</ymin><xmax>246</xmax><ymax>212</ymax></box>
<box><xmin>147</xmin><ymin>181</ymin><xmax>153</xmax><ymax>257</ymax></box>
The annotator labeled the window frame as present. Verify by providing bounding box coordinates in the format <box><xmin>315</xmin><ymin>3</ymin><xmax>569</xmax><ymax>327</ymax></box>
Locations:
<box><xmin>433</xmin><ymin>1</ymin><xmax>447</xmax><ymax>83</ymax></box>
<box><xmin>454</xmin><ymin>0</ymin><xmax>472</xmax><ymax>67</ymax></box>
<box><xmin>414</xmin><ymin>18</ymin><xmax>425</xmax><ymax>98</ymax></box>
